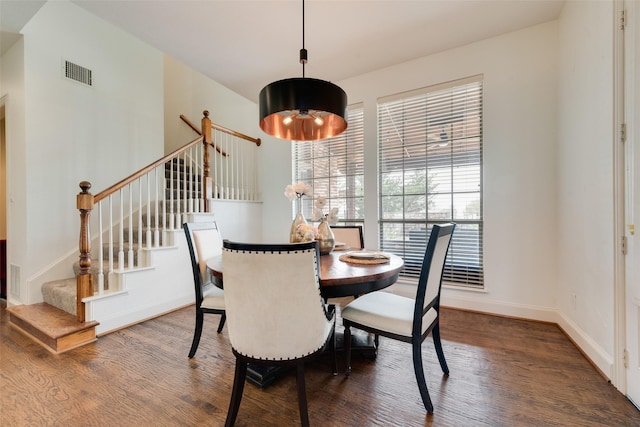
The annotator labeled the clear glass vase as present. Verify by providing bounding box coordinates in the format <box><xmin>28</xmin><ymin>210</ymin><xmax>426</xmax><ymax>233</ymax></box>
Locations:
<box><xmin>290</xmin><ymin>197</ymin><xmax>309</xmax><ymax>243</ymax></box>
<box><xmin>317</xmin><ymin>217</ymin><xmax>335</xmax><ymax>255</ymax></box>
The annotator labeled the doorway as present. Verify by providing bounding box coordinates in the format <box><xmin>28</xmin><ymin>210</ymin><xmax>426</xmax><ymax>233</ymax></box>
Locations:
<box><xmin>0</xmin><ymin>100</ymin><xmax>6</xmax><ymax>299</ymax></box>
<box><xmin>622</xmin><ymin>0</ymin><xmax>640</xmax><ymax>408</ymax></box>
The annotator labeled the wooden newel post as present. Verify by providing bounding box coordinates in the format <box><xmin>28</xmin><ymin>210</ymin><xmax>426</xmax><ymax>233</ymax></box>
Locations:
<box><xmin>76</xmin><ymin>181</ymin><xmax>95</xmax><ymax>323</ymax></box>
<box><xmin>201</xmin><ymin>110</ymin><xmax>213</xmax><ymax>211</ymax></box>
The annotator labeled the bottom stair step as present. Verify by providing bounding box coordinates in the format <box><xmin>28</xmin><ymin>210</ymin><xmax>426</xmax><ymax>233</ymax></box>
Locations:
<box><xmin>42</xmin><ymin>278</ymin><xmax>78</xmax><ymax>316</ymax></box>
<box><xmin>7</xmin><ymin>303</ymin><xmax>99</xmax><ymax>354</ymax></box>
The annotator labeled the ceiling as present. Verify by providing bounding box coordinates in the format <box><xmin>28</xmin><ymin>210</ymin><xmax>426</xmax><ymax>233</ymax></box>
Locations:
<box><xmin>1</xmin><ymin>0</ymin><xmax>565</xmax><ymax>104</ymax></box>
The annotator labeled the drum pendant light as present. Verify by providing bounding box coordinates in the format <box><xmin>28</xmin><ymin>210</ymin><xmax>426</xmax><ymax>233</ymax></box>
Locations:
<box><xmin>259</xmin><ymin>0</ymin><xmax>348</xmax><ymax>141</ymax></box>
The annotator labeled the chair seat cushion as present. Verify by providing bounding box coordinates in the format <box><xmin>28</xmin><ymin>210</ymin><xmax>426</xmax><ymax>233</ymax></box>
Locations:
<box><xmin>201</xmin><ymin>284</ymin><xmax>225</xmax><ymax>310</ymax></box>
<box><xmin>341</xmin><ymin>291</ymin><xmax>437</xmax><ymax>338</ymax></box>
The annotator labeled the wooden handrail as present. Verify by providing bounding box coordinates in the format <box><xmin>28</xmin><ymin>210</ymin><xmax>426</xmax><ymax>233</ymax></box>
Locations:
<box><xmin>180</xmin><ymin>114</ymin><xmax>228</xmax><ymax>157</ymax></box>
<box><xmin>180</xmin><ymin>111</ymin><xmax>262</xmax><ymax>148</ymax></box>
<box><xmin>94</xmin><ymin>135</ymin><xmax>204</xmax><ymax>203</ymax></box>
<box><xmin>95</xmin><ymin>111</ymin><xmax>262</xmax><ymax>203</ymax></box>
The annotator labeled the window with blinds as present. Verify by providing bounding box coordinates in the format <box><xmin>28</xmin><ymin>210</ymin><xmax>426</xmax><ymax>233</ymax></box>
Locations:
<box><xmin>293</xmin><ymin>105</ymin><xmax>365</xmax><ymax>224</ymax></box>
<box><xmin>377</xmin><ymin>76</ymin><xmax>484</xmax><ymax>288</ymax></box>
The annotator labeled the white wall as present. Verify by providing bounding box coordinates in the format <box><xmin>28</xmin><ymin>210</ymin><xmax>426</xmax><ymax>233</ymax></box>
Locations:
<box><xmin>163</xmin><ymin>55</ymin><xmax>258</xmax><ymax>153</ymax></box>
<box><xmin>333</xmin><ymin>22</ymin><xmax>560</xmax><ymax>317</ymax></box>
<box><xmin>3</xmin><ymin>0</ymin><xmax>165</xmax><ymax>305</ymax></box>
<box><xmin>556</xmin><ymin>1</ymin><xmax>615</xmax><ymax>375</ymax></box>
<box><xmin>1</xmin><ymin>37</ymin><xmax>27</xmax><ymax>304</ymax></box>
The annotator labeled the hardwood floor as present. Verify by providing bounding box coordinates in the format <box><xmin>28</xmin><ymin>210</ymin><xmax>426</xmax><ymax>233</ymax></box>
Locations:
<box><xmin>1</xmin><ymin>298</ymin><xmax>639</xmax><ymax>426</ymax></box>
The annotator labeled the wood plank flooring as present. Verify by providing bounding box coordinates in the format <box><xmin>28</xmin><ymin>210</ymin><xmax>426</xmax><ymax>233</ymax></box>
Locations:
<box><xmin>1</xmin><ymin>298</ymin><xmax>639</xmax><ymax>426</ymax></box>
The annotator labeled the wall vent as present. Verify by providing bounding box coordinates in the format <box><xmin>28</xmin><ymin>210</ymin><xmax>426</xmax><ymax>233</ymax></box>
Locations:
<box><xmin>10</xmin><ymin>264</ymin><xmax>20</xmax><ymax>297</ymax></box>
<box><xmin>64</xmin><ymin>60</ymin><xmax>92</xmax><ymax>86</ymax></box>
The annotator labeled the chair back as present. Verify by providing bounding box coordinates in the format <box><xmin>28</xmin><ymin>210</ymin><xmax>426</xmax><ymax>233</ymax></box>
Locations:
<box><xmin>183</xmin><ymin>222</ymin><xmax>223</xmax><ymax>303</ymax></box>
<box><xmin>331</xmin><ymin>225</ymin><xmax>364</xmax><ymax>249</ymax></box>
<box><xmin>414</xmin><ymin>223</ymin><xmax>455</xmax><ymax>339</ymax></box>
<box><xmin>222</xmin><ymin>240</ymin><xmax>333</xmax><ymax>360</ymax></box>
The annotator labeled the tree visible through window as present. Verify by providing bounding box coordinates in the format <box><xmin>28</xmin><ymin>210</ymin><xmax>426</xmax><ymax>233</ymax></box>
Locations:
<box><xmin>378</xmin><ymin>76</ymin><xmax>484</xmax><ymax>287</ymax></box>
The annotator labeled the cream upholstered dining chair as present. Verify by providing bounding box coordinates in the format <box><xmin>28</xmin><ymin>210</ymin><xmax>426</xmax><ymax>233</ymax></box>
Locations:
<box><xmin>341</xmin><ymin>223</ymin><xmax>455</xmax><ymax>413</ymax></box>
<box><xmin>183</xmin><ymin>222</ymin><xmax>226</xmax><ymax>358</ymax></box>
<box><xmin>331</xmin><ymin>225</ymin><xmax>364</xmax><ymax>250</ymax></box>
<box><xmin>221</xmin><ymin>240</ymin><xmax>337</xmax><ymax>427</ymax></box>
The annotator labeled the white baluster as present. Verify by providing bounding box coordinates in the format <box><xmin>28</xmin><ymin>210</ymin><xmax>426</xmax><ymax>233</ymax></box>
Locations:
<box><xmin>108</xmin><ymin>195</ymin><xmax>114</xmax><ymax>276</ymax></box>
<box><xmin>98</xmin><ymin>202</ymin><xmax>104</xmax><ymax>294</ymax></box>
<box><xmin>146</xmin><ymin>174</ymin><xmax>152</xmax><ymax>249</ymax></box>
<box><xmin>169</xmin><ymin>158</ymin><xmax>175</xmax><ymax>230</ymax></box>
<box><xmin>154</xmin><ymin>167</ymin><xmax>160</xmax><ymax>247</ymax></box>
<box><xmin>128</xmin><ymin>184</ymin><xmax>134</xmax><ymax>269</ymax></box>
<box><xmin>118</xmin><ymin>191</ymin><xmax>125</xmax><ymax>271</ymax></box>
<box><xmin>182</xmin><ymin>151</ymin><xmax>188</xmax><ymax>219</ymax></box>
<box><xmin>138</xmin><ymin>178</ymin><xmax>143</xmax><ymax>260</ymax></box>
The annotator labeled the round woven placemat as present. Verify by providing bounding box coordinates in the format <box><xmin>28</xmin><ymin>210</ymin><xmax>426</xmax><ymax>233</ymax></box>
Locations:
<box><xmin>339</xmin><ymin>254</ymin><xmax>390</xmax><ymax>265</ymax></box>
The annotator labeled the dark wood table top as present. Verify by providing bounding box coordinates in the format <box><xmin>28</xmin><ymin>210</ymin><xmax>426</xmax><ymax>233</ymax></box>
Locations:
<box><xmin>207</xmin><ymin>250</ymin><xmax>404</xmax><ymax>299</ymax></box>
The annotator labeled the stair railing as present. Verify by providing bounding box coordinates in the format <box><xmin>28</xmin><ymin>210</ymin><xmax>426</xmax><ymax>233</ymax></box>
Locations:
<box><xmin>75</xmin><ymin>112</ymin><xmax>261</xmax><ymax>322</ymax></box>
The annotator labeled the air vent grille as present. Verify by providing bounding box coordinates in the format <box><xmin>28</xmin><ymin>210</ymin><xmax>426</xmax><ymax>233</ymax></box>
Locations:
<box><xmin>10</xmin><ymin>264</ymin><xmax>20</xmax><ymax>297</ymax></box>
<box><xmin>64</xmin><ymin>60</ymin><xmax>92</xmax><ymax>86</ymax></box>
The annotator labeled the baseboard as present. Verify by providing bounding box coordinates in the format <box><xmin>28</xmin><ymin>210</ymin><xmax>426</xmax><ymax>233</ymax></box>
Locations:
<box><xmin>555</xmin><ymin>310</ymin><xmax>614</xmax><ymax>380</ymax></box>
<box><xmin>91</xmin><ymin>293</ymin><xmax>194</xmax><ymax>335</ymax></box>
<box><xmin>441</xmin><ymin>293</ymin><xmax>613</xmax><ymax>381</ymax></box>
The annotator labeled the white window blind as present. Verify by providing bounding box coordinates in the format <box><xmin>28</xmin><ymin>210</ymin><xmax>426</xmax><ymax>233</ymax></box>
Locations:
<box><xmin>377</xmin><ymin>76</ymin><xmax>484</xmax><ymax>287</ymax></box>
<box><xmin>293</xmin><ymin>105</ymin><xmax>364</xmax><ymax>224</ymax></box>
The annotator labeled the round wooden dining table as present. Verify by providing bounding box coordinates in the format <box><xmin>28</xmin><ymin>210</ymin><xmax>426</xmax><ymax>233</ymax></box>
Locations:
<box><xmin>206</xmin><ymin>250</ymin><xmax>405</xmax><ymax>299</ymax></box>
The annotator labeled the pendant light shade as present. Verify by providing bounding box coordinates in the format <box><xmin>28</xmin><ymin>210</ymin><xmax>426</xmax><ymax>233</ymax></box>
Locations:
<box><xmin>259</xmin><ymin>77</ymin><xmax>347</xmax><ymax>141</ymax></box>
<box><xmin>258</xmin><ymin>0</ymin><xmax>348</xmax><ymax>141</ymax></box>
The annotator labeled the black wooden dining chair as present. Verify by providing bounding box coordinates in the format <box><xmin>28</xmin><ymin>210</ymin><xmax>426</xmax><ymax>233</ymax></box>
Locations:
<box><xmin>221</xmin><ymin>240</ymin><xmax>337</xmax><ymax>427</ymax></box>
<box><xmin>183</xmin><ymin>222</ymin><xmax>226</xmax><ymax>358</ymax></box>
<box><xmin>341</xmin><ymin>223</ymin><xmax>455</xmax><ymax>413</ymax></box>
<box><xmin>331</xmin><ymin>225</ymin><xmax>364</xmax><ymax>250</ymax></box>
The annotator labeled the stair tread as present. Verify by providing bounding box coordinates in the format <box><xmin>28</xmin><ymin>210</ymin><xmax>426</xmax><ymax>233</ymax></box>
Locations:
<box><xmin>8</xmin><ymin>303</ymin><xmax>98</xmax><ymax>338</ymax></box>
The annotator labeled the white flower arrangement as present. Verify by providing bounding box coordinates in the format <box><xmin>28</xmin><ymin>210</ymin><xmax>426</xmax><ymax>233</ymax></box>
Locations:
<box><xmin>284</xmin><ymin>182</ymin><xmax>312</xmax><ymax>201</ymax></box>
<box><xmin>311</xmin><ymin>197</ymin><xmax>339</xmax><ymax>225</ymax></box>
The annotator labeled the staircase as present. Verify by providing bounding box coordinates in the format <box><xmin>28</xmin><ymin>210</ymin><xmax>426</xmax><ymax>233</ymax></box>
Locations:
<box><xmin>7</xmin><ymin>113</ymin><xmax>261</xmax><ymax>352</ymax></box>
<box><xmin>9</xmin><ymin>159</ymin><xmax>199</xmax><ymax>353</ymax></box>
<box><xmin>39</xmin><ymin>158</ymin><xmax>193</xmax><ymax>316</ymax></box>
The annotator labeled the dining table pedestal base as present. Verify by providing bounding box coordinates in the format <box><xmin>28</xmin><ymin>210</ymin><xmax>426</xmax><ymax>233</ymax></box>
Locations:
<box><xmin>246</xmin><ymin>365</ymin><xmax>289</xmax><ymax>389</ymax></box>
<box><xmin>245</xmin><ymin>330</ymin><xmax>377</xmax><ymax>388</ymax></box>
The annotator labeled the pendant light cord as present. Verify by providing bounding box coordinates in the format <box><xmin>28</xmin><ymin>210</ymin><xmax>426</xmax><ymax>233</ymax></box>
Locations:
<box><xmin>300</xmin><ymin>0</ymin><xmax>307</xmax><ymax>78</ymax></box>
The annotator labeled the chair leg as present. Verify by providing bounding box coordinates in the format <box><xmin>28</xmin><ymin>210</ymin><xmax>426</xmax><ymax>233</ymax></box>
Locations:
<box><xmin>432</xmin><ymin>322</ymin><xmax>449</xmax><ymax>375</ymax></box>
<box><xmin>188</xmin><ymin>309</ymin><xmax>204</xmax><ymax>358</ymax></box>
<box><xmin>330</xmin><ymin>325</ymin><xmax>337</xmax><ymax>375</ymax></box>
<box><xmin>217</xmin><ymin>312</ymin><xmax>226</xmax><ymax>333</ymax></box>
<box><xmin>296</xmin><ymin>362</ymin><xmax>310</xmax><ymax>427</ymax></box>
<box><xmin>344</xmin><ymin>325</ymin><xmax>352</xmax><ymax>376</ymax></box>
<box><xmin>225</xmin><ymin>358</ymin><xmax>247</xmax><ymax>427</ymax></box>
<box><xmin>412</xmin><ymin>340</ymin><xmax>434</xmax><ymax>413</ymax></box>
